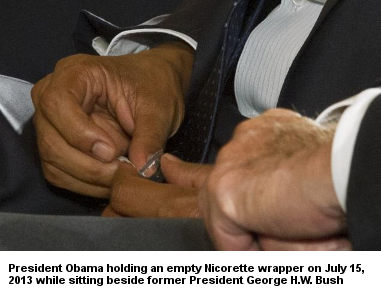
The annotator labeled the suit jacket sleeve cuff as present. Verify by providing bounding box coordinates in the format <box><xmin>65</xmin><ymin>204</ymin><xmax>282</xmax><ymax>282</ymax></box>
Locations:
<box><xmin>91</xmin><ymin>14</ymin><xmax>197</xmax><ymax>56</ymax></box>
<box><xmin>316</xmin><ymin>88</ymin><xmax>381</xmax><ymax>212</ymax></box>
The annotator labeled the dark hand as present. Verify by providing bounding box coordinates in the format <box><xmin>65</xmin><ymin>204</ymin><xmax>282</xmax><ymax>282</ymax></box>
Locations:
<box><xmin>31</xmin><ymin>42</ymin><xmax>194</xmax><ymax>197</ymax></box>
<box><xmin>104</xmin><ymin>157</ymin><xmax>211</xmax><ymax>218</ymax></box>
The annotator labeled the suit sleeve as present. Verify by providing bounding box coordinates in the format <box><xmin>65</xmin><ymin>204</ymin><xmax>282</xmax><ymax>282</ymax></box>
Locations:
<box><xmin>74</xmin><ymin>0</ymin><xmax>235</xmax><ymax>52</ymax></box>
<box><xmin>345</xmin><ymin>94</ymin><xmax>381</xmax><ymax>250</ymax></box>
<box><xmin>317</xmin><ymin>88</ymin><xmax>381</xmax><ymax>250</ymax></box>
<box><xmin>74</xmin><ymin>0</ymin><xmax>235</xmax><ymax>107</ymax></box>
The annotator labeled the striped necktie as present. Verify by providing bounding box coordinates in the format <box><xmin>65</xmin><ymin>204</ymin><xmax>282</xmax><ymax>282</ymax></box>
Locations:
<box><xmin>167</xmin><ymin>0</ymin><xmax>269</xmax><ymax>163</ymax></box>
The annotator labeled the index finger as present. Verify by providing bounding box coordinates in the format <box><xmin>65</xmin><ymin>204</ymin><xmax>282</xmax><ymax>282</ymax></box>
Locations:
<box><xmin>111</xmin><ymin>163</ymin><xmax>200</xmax><ymax>218</ymax></box>
<box><xmin>36</xmin><ymin>70</ymin><xmax>117</xmax><ymax>162</ymax></box>
<box><xmin>161</xmin><ymin>153</ymin><xmax>212</xmax><ymax>188</ymax></box>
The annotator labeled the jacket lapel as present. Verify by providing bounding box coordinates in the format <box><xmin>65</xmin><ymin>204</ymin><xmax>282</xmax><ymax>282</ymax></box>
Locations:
<box><xmin>277</xmin><ymin>0</ymin><xmax>341</xmax><ymax>107</ymax></box>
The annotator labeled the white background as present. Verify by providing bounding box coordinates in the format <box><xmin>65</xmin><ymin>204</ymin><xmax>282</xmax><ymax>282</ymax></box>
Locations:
<box><xmin>0</xmin><ymin>251</ymin><xmax>377</xmax><ymax>300</ymax></box>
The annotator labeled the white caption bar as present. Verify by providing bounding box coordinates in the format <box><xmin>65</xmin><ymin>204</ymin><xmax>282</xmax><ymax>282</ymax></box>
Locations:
<box><xmin>0</xmin><ymin>252</ymin><xmax>378</xmax><ymax>300</ymax></box>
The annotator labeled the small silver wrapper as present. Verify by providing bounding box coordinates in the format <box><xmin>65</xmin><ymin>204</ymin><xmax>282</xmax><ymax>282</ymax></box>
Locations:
<box><xmin>118</xmin><ymin>151</ymin><xmax>165</xmax><ymax>183</ymax></box>
<box><xmin>138</xmin><ymin>150</ymin><xmax>165</xmax><ymax>183</ymax></box>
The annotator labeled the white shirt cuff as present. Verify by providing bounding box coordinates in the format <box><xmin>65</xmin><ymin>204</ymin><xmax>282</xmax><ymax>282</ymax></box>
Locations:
<box><xmin>0</xmin><ymin>75</ymin><xmax>34</xmax><ymax>134</ymax></box>
<box><xmin>91</xmin><ymin>15</ymin><xmax>197</xmax><ymax>56</ymax></box>
<box><xmin>316</xmin><ymin>88</ymin><xmax>381</xmax><ymax>212</ymax></box>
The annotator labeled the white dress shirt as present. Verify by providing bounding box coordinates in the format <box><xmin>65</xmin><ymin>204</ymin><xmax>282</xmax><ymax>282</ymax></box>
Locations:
<box><xmin>317</xmin><ymin>89</ymin><xmax>381</xmax><ymax>212</ymax></box>
<box><xmin>0</xmin><ymin>75</ymin><xmax>33</xmax><ymax>134</ymax></box>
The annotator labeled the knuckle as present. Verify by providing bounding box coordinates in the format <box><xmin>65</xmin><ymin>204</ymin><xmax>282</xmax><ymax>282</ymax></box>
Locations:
<box><xmin>37</xmin><ymin>133</ymin><xmax>57</xmax><ymax>164</ymax></box>
<box><xmin>235</xmin><ymin>119</ymin><xmax>251</xmax><ymax>133</ymax></box>
<box><xmin>31</xmin><ymin>75</ymin><xmax>52</xmax><ymax>107</ymax></box>
<box><xmin>68</xmin><ymin>125</ymin><xmax>99</xmax><ymax>151</ymax></box>
<box><xmin>79</xmin><ymin>125</ymin><xmax>95</xmax><ymax>140</ymax></box>
<box><xmin>31</xmin><ymin>84</ymin><xmax>40</xmax><ymax>106</ymax></box>
<box><xmin>233</xmin><ymin>119</ymin><xmax>274</xmax><ymax>145</ymax></box>
<box><xmin>55</xmin><ymin>57</ymin><xmax>71</xmax><ymax>70</ymax></box>
<box><xmin>263</xmin><ymin>108</ymin><xmax>301</xmax><ymax>118</ymax></box>
<box><xmin>216</xmin><ymin>173</ymin><xmax>235</xmax><ymax>217</ymax></box>
<box><xmin>233</xmin><ymin>119</ymin><xmax>259</xmax><ymax>138</ymax></box>
<box><xmin>215</xmin><ymin>142</ymin><xmax>239</xmax><ymax>164</ymax></box>
<box><xmin>71</xmin><ymin>53</ymin><xmax>92</xmax><ymax>62</ymax></box>
<box><xmin>39</xmin><ymin>90</ymin><xmax>60</xmax><ymax>113</ymax></box>
<box><xmin>209</xmin><ymin>169</ymin><xmax>241</xmax><ymax>219</ymax></box>
<box><xmin>215</xmin><ymin>145</ymin><xmax>231</xmax><ymax>164</ymax></box>
<box><xmin>41</xmin><ymin>163</ymin><xmax>63</xmax><ymax>188</ymax></box>
<box><xmin>55</xmin><ymin>54</ymin><xmax>92</xmax><ymax>69</ymax></box>
<box><xmin>85</xmin><ymin>165</ymin><xmax>106</xmax><ymax>184</ymax></box>
<box><xmin>263</xmin><ymin>108</ymin><xmax>281</xmax><ymax>116</ymax></box>
<box><xmin>206</xmin><ymin>168</ymin><xmax>230</xmax><ymax>198</ymax></box>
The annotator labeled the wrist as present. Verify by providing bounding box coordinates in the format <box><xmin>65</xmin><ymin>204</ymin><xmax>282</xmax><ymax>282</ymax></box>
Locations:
<box><xmin>302</xmin><ymin>138</ymin><xmax>344</xmax><ymax>219</ymax></box>
<box><xmin>143</xmin><ymin>42</ymin><xmax>194</xmax><ymax>95</ymax></box>
<box><xmin>274</xmin><ymin>138</ymin><xmax>346</xmax><ymax>237</ymax></box>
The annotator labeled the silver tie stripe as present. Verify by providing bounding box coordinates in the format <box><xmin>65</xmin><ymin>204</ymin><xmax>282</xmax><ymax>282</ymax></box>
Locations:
<box><xmin>234</xmin><ymin>0</ymin><xmax>324</xmax><ymax>118</ymax></box>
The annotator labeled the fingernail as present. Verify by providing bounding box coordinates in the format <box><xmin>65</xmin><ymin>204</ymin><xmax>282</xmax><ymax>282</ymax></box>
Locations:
<box><xmin>92</xmin><ymin>142</ymin><xmax>114</xmax><ymax>162</ymax></box>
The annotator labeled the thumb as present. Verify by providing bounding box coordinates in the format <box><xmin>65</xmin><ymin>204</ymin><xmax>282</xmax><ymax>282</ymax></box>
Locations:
<box><xmin>128</xmin><ymin>112</ymin><xmax>171</xmax><ymax>170</ymax></box>
<box><xmin>161</xmin><ymin>153</ymin><xmax>212</xmax><ymax>188</ymax></box>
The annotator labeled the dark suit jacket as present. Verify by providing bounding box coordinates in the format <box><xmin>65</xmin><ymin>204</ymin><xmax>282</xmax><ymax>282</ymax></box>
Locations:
<box><xmin>73</xmin><ymin>0</ymin><xmax>381</xmax><ymax>250</ymax></box>
<box><xmin>0</xmin><ymin>0</ymin><xmax>380</xmax><ymax>250</ymax></box>
<box><xmin>0</xmin><ymin>0</ymin><xmax>214</xmax><ymax>251</ymax></box>
<box><xmin>346</xmin><ymin>95</ymin><xmax>381</xmax><ymax>250</ymax></box>
<box><xmin>74</xmin><ymin>0</ymin><xmax>381</xmax><ymax>150</ymax></box>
